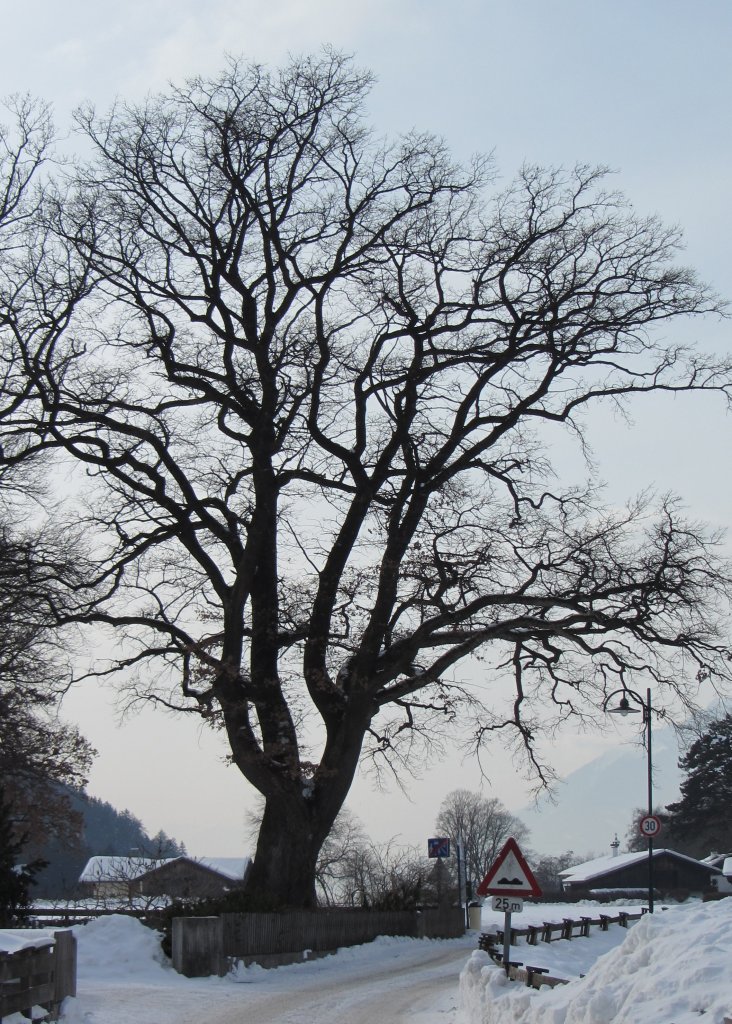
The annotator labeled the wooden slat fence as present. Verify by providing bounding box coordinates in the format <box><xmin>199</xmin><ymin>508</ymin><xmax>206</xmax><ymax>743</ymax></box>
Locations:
<box><xmin>0</xmin><ymin>930</ymin><xmax>76</xmax><ymax>1023</ymax></box>
<box><xmin>225</xmin><ymin>906</ymin><xmax>464</xmax><ymax>956</ymax></box>
<box><xmin>173</xmin><ymin>906</ymin><xmax>465</xmax><ymax>975</ymax></box>
<box><xmin>222</xmin><ymin>909</ymin><xmax>413</xmax><ymax>956</ymax></box>
<box><xmin>223</xmin><ymin>906</ymin><xmax>463</xmax><ymax>957</ymax></box>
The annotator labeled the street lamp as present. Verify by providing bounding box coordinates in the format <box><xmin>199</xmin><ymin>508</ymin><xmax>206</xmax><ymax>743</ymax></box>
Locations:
<box><xmin>603</xmin><ymin>686</ymin><xmax>655</xmax><ymax>913</ymax></box>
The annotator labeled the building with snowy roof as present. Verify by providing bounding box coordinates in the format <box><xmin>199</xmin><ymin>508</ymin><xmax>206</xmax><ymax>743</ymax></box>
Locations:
<box><xmin>559</xmin><ymin>849</ymin><xmax>721</xmax><ymax>897</ymax></box>
<box><xmin>80</xmin><ymin>855</ymin><xmax>251</xmax><ymax>900</ymax></box>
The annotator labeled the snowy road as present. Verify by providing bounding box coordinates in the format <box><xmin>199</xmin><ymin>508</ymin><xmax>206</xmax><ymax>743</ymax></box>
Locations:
<box><xmin>208</xmin><ymin>942</ymin><xmax>472</xmax><ymax>1024</ymax></box>
<box><xmin>58</xmin><ymin>902</ymin><xmax>732</xmax><ymax>1024</ymax></box>
<box><xmin>66</xmin><ymin>920</ymin><xmax>475</xmax><ymax>1024</ymax></box>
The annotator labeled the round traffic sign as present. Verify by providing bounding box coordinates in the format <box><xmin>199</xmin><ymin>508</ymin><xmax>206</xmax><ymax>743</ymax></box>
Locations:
<box><xmin>639</xmin><ymin>814</ymin><xmax>662</xmax><ymax>837</ymax></box>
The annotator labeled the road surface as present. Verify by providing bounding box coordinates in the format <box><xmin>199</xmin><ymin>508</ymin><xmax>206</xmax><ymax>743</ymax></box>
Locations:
<box><xmin>71</xmin><ymin>934</ymin><xmax>475</xmax><ymax>1024</ymax></box>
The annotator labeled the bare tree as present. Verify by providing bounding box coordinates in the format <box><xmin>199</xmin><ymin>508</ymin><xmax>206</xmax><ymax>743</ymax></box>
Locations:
<box><xmin>337</xmin><ymin>838</ymin><xmax>429</xmax><ymax>909</ymax></box>
<box><xmin>0</xmin><ymin>98</ymin><xmax>95</xmax><ymax>852</ymax></box>
<box><xmin>435</xmin><ymin>788</ymin><xmax>528</xmax><ymax>891</ymax></box>
<box><xmin>3</xmin><ymin>53</ymin><xmax>732</xmax><ymax>907</ymax></box>
<box><xmin>313</xmin><ymin>809</ymin><xmax>369</xmax><ymax>906</ymax></box>
<box><xmin>0</xmin><ymin>518</ymin><xmax>96</xmax><ymax>849</ymax></box>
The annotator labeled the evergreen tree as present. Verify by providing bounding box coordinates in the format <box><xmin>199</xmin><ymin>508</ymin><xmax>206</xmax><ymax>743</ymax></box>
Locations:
<box><xmin>0</xmin><ymin>786</ymin><xmax>45</xmax><ymax>925</ymax></box>
<box><xmin>666</xmin><ymin>715</ymin><xmax>732</xmax><ymax>856</ymax></box>
<box><xmin>624</xmin><ymin>806</ymin><xmax>672</xmax><ymax>853</ymax></box>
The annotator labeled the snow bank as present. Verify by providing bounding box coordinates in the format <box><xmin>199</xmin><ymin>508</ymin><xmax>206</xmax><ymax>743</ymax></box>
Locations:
<box><xmin>461</xmin><ymin>900</ymin><xmax>732</xmax><ymax>1024</ymax></box>
<box><xmin>75</xmin><ymin>913</ymin><xmax>175</xmax><ymax>982</ymax></box>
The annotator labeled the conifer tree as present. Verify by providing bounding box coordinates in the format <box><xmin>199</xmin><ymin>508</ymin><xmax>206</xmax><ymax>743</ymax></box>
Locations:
<box><xmin>0</xmin><ymin>786</ymin><xmax>45</xmax><ymax>925</ymax></box>
<box><xmin>666</xmin><ymin>715</ymin><xmax>732</xmax><ymax>856</ymax></box>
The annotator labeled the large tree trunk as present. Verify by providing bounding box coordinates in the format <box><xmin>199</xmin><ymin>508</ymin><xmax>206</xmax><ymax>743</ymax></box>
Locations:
<box><xmin>244</xmin><ymin>796</ymin><xmax>327</xmax><ymax>908</ymax></box>
<box><xmin>242</xmin><ymin>709</ymin><xmax>371</xmax><ymax>908</ymax></box>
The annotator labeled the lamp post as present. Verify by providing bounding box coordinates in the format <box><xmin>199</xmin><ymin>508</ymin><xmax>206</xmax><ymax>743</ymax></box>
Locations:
<box><xmin>604</xmin><ymin>686</ymin><xmax>655</xmax><ymax>913</ymax></box>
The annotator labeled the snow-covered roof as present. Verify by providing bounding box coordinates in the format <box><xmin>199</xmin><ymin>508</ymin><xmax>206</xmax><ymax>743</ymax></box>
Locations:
<box><xmin>723</xmin><ymin>857</ymin><xmax>732</xmax><ymax>877</ymax></box>
<box><xmin>137</xmin><ymin>855</ymin><xmax>252</xmax><ymax>881</ymax></box>
<box><xmin>700</xmin><ymin>852</ymin><xmax>728</xmax><ymax>866</ymax></box>
<box><xmin>80</xmin><ymin>854</ymin><xmax>252</xmax><ymax>885</ymax></box>
<box><xmin>192</xmin><ymin>856</ymin><xmax>251</xmax><ymax>880</ymax></box>
<box><xmin>560</xmin><ymin>848</ymin><xmax>721</xmax><ymax>884</ymax></box>
<box><xmin>79</xmin><ymin>856</ymin><xmax>174</xmax><ymax>883</ymax></box>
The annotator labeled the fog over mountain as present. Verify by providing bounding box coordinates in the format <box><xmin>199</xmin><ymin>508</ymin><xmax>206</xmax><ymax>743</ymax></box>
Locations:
<box><xmin>520</xmin><ymin>728</ymin><xmax>684</xmax><ymax>859</ymax></box>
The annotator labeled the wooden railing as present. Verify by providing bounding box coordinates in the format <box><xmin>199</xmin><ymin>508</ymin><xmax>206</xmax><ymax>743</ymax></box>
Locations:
<box><xmin>485</xmin><ymin>909</ymin><xmax>644</xmax><ymax>949</ymax></box>
<box><xmin>478</xmin><ymin>910</ymin><xmax>645</xmax><ymax>990</ymax></box>
<box><xmin>0</xmin><ymin>930</ymin><xmax>76</xmax><ymax>1022</ymax></box>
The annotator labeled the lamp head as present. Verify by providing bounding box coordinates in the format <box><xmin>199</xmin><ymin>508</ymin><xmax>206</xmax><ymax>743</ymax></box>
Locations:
<box><xmin>607</xmin><ymin>695</ymin><xmax>641</xmax><ymax>717</ymax></box>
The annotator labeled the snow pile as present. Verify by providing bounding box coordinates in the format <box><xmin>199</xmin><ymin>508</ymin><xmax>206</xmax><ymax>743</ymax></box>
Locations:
<box><xmin>461</xmin><ymin>899</ymin><xmax>732</xmax><ymax>1024</ymax></box>
<box><xmin>74</xmin><ymin>914</ymin><xmax>175</xmax><ymax>982</ymax></box>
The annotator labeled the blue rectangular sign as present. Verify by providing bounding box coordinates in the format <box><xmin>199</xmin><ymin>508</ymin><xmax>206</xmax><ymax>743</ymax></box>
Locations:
<box><xmin>427</xmin><ymin>837</ymin><xmax>451</xmax><ymax>858</ymax></box>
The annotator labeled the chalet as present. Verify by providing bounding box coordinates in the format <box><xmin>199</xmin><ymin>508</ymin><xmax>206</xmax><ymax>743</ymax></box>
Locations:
<box><xmin>133</xmin><ymin>856</ymin><xmax>251</xmax><ymax>899</ymax></box>
<box><xmin>559</xmin><ymin>848</ymin><xmax>721</xmax><ymax>897</ymax></box>
<box><xmin>79</xmin><ymin>855</ymin><xmax>251</xmax><ymax>900</ymax></box>
<box><xmin>79</xmin><ymin>855</ymin><xmax>169</xmax><ymax>898</ymax></box>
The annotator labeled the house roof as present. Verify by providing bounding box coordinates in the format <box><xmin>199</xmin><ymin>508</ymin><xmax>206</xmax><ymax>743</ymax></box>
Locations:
<box><xmin>191</xmin><ymin>856</ymin><xmax>251</xmax><ymax>880</ymax></box>
<box><xmin>137</xmin><ymin>855</ymin><xmax>251</xmax><ymax>881</ymax></box>
<box><xmin>559</xmin><ymin>849</ymin><xmax>721</xmax><ymax>885</ymax></box>
<box><xmin>79</xmin><ymin>855</ymin><xmax>175</xmax><ymax>883</ymax></box>
<box><xmin>80</xmin><ymin>854</ymin><xmax>251</xmax><ymax>884</ymax></box>
<box><xmin>80</xmin><ymin>854</ymin><xmax>252</xmax><ymax>885</ymax></box>
<box><xmin>700</xmin><ymin>853</ymin><xmax>727</xmax><ymax>866</ymax></box>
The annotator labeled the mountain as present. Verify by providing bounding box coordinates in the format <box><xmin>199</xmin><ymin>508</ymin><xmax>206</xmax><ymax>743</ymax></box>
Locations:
<box><xmin>519</xmin><ymin>727</ymin><xmax>683</xmax><ymax>858</ymax></box>
<box><xmin>29</xmin><ymin>790</ymin><xmax>185</xmax><ymax>898</ymax></box>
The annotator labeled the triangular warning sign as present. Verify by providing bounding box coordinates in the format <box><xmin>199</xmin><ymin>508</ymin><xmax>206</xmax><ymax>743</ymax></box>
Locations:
<box><xmin>477</xmin><ymin>837</ymin><xmax>542</xmax><ymax>898</ymax></box>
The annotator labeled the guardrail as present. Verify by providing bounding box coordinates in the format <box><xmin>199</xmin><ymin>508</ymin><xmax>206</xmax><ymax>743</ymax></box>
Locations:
<box><xmin>478</xmin><ymin>910</ymin><xmax>645</xmax><ymax>990</ymax></box>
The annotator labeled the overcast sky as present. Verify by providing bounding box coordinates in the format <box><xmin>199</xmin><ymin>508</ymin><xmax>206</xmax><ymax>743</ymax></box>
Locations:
<box><xmin>3</xmin><ymin>0</ymin><xmax>730</xmax><ymax>860</ymax></box>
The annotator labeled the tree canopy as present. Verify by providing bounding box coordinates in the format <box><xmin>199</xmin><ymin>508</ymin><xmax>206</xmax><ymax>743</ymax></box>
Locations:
<box><xmin>1</xmin><ymin>54</ymin><xmax>731</xmax><ymax>905</ymax></box>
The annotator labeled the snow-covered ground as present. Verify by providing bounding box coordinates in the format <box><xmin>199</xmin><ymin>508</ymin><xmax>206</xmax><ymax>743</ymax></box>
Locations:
<box><xmin>1</xmin><ymin>899</ymin><xmax>730</xmax><ymax>1024</ymax></box>
<box><xmin>464</xmin><ymin>899</ymin><xmax>732</xmax><ymax>1024</ymax></box>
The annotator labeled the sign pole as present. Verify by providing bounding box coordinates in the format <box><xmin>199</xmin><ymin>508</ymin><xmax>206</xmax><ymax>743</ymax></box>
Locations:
<box><xmin>502</xmin><ymin>911</ymin><xmax>511</xmax><ymax>976</ymax></box>
<box><xmin>456</xmin><ymin>839</ymin><xmax>463</xmax><ymax>922</ymax></box>
<box><xmin>646</xmin><ymin>687</ymin><xmax>654</xmax><ymax>914</ymax></box>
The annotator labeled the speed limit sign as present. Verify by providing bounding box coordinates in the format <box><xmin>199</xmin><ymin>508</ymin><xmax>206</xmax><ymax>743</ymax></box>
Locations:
<box><xmin>639</xmin><ymin>814</ymin><xmax>662</xmax><ymax>838</ymax></box>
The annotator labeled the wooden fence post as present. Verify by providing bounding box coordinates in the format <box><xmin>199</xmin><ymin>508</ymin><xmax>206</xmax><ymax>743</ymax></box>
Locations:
<box><xmin>172</xmin><ymin>917</ymin><xmax>225</xmax><ymax>978</ymax></box>
<box><xmin>53</xmin><ymin>930</ymin><xmax>77</xmax><ymax>1004</ymax></box>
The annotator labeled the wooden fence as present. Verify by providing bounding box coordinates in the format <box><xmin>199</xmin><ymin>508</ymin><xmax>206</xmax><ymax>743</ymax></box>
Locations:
<box><xmin>0</xmin><ymin>930</ymin><xmax>76</xmax><ymax>1023</ymax></box>
<box><xmin>174</xmin><ymin>906</ymin><xmax>465</xmax><ymax>976</ymax></box>
<box><xmin>28</xmin><ymin>907</ymin><xmax>165</xmax><ymax>928</ymax></box>
<box><xmin>478</xmin><ymin>910</ymin><xmax>645</xmax><ymax>990</ymax></box>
